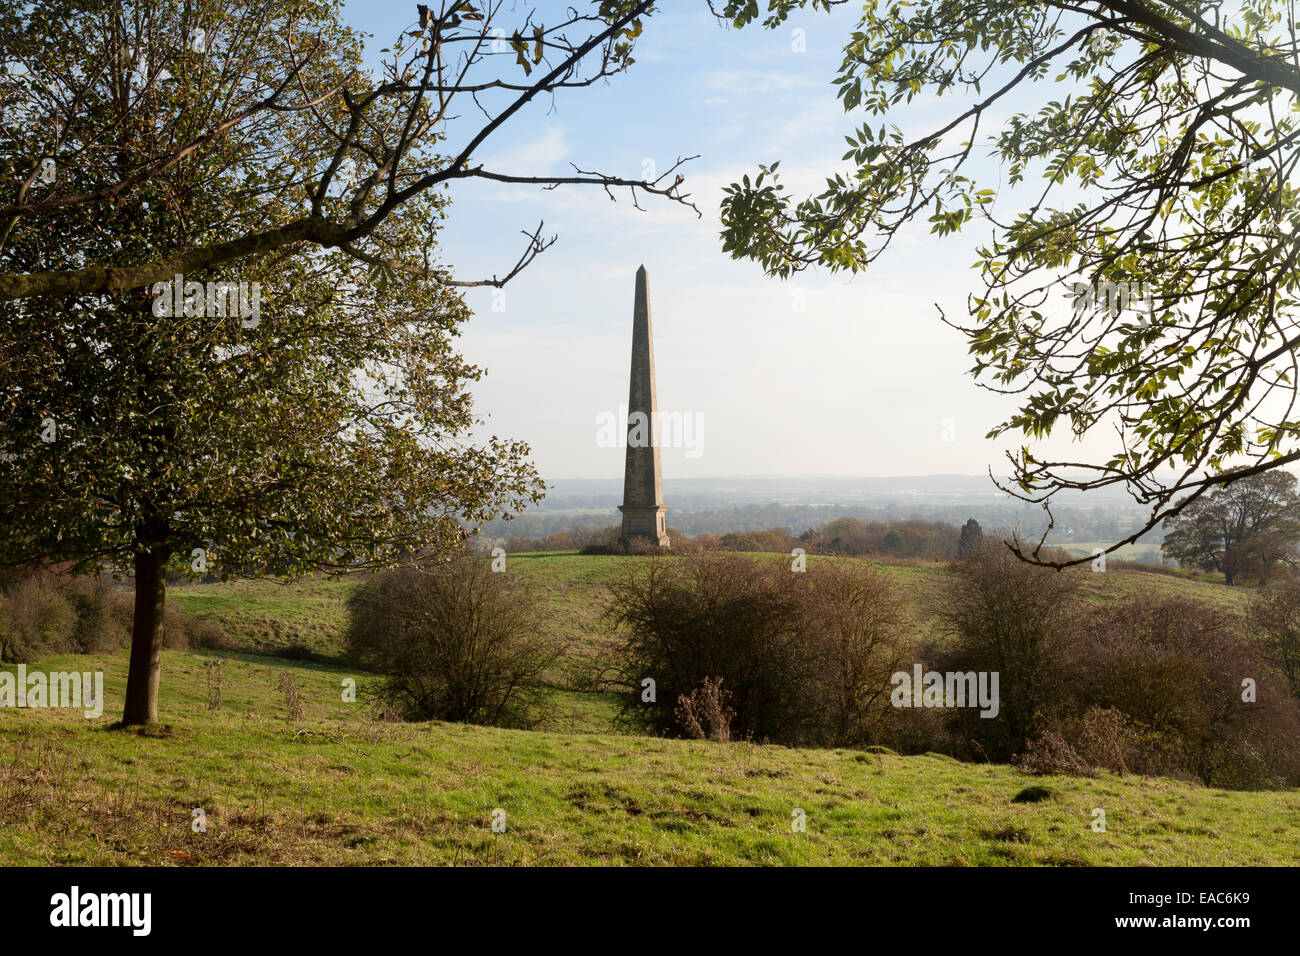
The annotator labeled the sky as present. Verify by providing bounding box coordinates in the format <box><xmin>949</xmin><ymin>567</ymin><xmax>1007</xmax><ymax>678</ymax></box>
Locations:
<box><xmin>340</xmin><ymin>1</ymin><xmax>1121</xmax><ymax>484</ymax></box>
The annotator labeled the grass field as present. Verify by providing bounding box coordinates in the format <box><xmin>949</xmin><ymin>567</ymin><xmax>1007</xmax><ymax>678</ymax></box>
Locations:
<box><xmin>3</xmin><ymin>552</ymin><xmax>1295</xmax><ymax>866</ymax></box>
<box><xmin>3</xmin><ymin>646</ymin><xmax>1297</xmax><ymax>865</ymax></box>
<box><xmin>168</xmin><ymin>576</ymin><xmax>354</xmax><ymax>656</ymax></box>
<box><xmin>1061</xmin><ymin>541</ymin><xmax>1166</xmax><ymax>564</ymax></box>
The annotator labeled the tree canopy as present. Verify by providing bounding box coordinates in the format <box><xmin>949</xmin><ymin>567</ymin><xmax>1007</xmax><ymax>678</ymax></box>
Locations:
<box><xmin>1161</xmin><ymin>469</ymin><xmax>1300</xmax><ymax>582</ymax></box>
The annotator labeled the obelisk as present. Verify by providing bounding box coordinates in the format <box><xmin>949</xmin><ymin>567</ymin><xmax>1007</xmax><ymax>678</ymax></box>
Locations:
<box><xmin>618</xmin><ymin>265</ymin><xmax>670</xmax><ymax>548</ymax></box>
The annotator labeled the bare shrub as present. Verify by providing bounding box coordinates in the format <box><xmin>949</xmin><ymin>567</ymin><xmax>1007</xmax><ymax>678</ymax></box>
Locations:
<box><xmin>610</xmin><ymin>554</ymin><xmax>803</xmax><ymax>742</ymax></box>
<box><xmin>345</xmin><ymin>557</ymin><xmax>553</xmax><ymax>728</ymax></box>
<box><xmin>799</xmin><ymin>517</ymin><xmax>964</xmax><ymax>560</ymax></box>
<box><xmin>873</xmin><ymin>703</ymin><xmax>958</xmax><ymax>757</ymax></box>
<box><xmin>1017</xmin><ymin>729</ymin><xmax>1095</xmax><ymax>777</ymax></box>
<box><xmin>1060</xmin><ymin>597</ymin><xmax>1300</xmax><ymax>788</ymax></box>
<box><xmin>802</xmin><ymin>561</ymin><xmax>912</xmax><ymax>746</ymax></box>
<box><xmin>610</xmin><ymin>553</ymin><xmax>910</xmax><ymax>746</ymax></box>
<box><xmin>675</xmin><ymin>676</ymin><xmax>734</xmax><ymax>742</ymax></box>
<box><xmin>668</xmin><ymin>530</ymin><xmax>719</xmax><ymax>554</ymax></box>
<box><xmin>0</xmin><ymin>570</ymin><xmax>75</xmax><ymax>662</ymax></box>
<box><xmin>188</xmin><ymin>618</ymin><xmax>234</xmax><ymax>650</ymax></box>
<box><xmin>276</xmin><ymin>673</ymin><xmax>304</xmax><ymax>722</ymax></box>
<box><xmin>205</xmin><ymin>659</ymin><xmax>224</xmax><ymax>711</ymax></box>
<box><xmin>624</xmin><ymin>537</ymin><xmax>664</xmax><ymax>556</ymax></box>
<box><xmin>1073</xmin><ymin>706</ymin><xmax>1132</xmax><ymax>775</ymax></box>
<box><xmin>718</xmin><ymin>528</ymin><xmax>797</xmax><ymax>554</ymax></box>
<box><xmin>578</xmin><ymin>525</ymin><xmax>624</xmax><ymax>555</ymax></box>
<box><xmin>1248</xmin><ymin>583</ymin><xmax>1300</xmax><ymax>695</ymax></box>
<box><xmin>64</xmin><ymin>577</ymin><xmax>131</xmax><ymax>653</ymax></box>
<box><xmin>142</xmin><ymin>593</ymin><xmax>228</xmax><ymax>652</ymax></box>
<box><xmin>1018</xmin><ymin>708</ymin><xmax>1131</xmax><ymax>778</ymax></box>
<box><xmin>159</xmin><ymin>604</ymin><xmax>192</xmax><ymax>650</ymax></box>
<box><xmin>932</xmin><ymin>540</ymin><xmax>1083</xmax><ymax>759</ymax></box>
<box><xmin>932</xmin><ymin>549</ymin><xmax>1300</xmax><ymax>787</ymax></box>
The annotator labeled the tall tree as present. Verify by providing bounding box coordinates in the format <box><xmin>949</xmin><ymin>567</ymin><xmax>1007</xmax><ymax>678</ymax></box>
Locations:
<box><xmin>1161</xmin><ymin>470</ymin><xmax>1300</xmax><ymax>584</ymax></box>
<box><xmin>718</xmin><ymin>0</ymin><xmax>1300</xmax><ymax>564</ymax></box>
<box><xmin>0</xmin><ymin>0</ymin><xmax>694</xmax><ymax>725</ymax></box>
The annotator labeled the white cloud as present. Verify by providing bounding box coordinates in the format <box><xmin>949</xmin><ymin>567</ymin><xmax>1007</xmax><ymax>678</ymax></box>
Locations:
<box><xmin>703</xmin><ymin>69</ymin><xmax>818</xmax><ymax>96</ymax></box>
<box><xmin>480</xmin><ymin>125</ymin><xmax>570</xmax><ymax>176</ymax></box>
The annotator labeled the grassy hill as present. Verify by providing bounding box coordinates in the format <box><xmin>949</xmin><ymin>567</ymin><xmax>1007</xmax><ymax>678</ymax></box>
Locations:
<box><xmin>2</xmin><ymin>552</ymin><xmax>1294</xmax><ymax>866</ymax></box>
<box><xmin>3</xmin><ymin>645</ymin><xmax>1297</xmax><ymax>865</ymax></box>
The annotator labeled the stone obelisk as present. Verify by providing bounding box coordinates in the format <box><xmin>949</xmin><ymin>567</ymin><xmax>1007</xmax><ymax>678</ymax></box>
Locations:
<box><xmin>618</xmin><ymin>265</ymin><xmax>670</xmax><ymax>548</ymax></box>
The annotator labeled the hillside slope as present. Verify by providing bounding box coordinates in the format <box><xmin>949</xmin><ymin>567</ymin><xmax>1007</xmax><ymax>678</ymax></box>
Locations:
<box><xmin>2</xmin><ymin>647</ymin><xmax>1297</xmax><ymax>866</ymax></box>
<box><xmin>5</xmin><ymin>554</ymin><xmax>1291</xmax><ymax>867</ymax></box>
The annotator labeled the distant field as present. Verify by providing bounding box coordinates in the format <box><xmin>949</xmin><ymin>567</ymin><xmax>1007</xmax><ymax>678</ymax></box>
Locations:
<box><xmin>1060</xmin><ymin>541</ymin><xmax>1165</xmax><ymax>563</ymax></box>
<box><xmin>2</xmin><ymin>646</ymin><xmax>1296</xmax><ymax>866</ymax></box>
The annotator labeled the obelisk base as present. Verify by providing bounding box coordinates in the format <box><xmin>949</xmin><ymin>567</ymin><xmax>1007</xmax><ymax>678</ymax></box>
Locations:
<box><xmin>618</xmin><ymin>505</ymin><xmax>670</xmax><ymax>548</ymax></box>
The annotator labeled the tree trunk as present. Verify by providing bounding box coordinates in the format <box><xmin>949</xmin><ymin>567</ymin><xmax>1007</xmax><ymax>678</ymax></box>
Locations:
<box><xmin>122</xmin><ymin>544</ymin><xmax>170</xmax><ymax>725</ymax></box>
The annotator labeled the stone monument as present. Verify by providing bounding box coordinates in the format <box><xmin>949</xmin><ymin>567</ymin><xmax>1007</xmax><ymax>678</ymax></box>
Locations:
<box><xmin>618</xmin><ymin>265</ymin><xmax>670</xmax><ymax>548</ymax></box>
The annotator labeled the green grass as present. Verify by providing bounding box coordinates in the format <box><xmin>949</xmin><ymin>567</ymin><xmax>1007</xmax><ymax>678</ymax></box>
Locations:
<box><xmin>2</xmin><ymin>552</ymin><xmax>1292</xmax><ymax>866</ymax></box>
<box><xmin>3</xmin><ymin>645</ymin><xmax>1297</xmax><ymax>865</ymax></box>
<box><xmin>169</xmin><ymin>576</ymin><xmax>353</xmax><ymax>656</ymax></box>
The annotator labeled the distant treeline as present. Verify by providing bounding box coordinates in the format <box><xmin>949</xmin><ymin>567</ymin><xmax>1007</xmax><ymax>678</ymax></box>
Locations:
<box><xmin>480</xmin><ymin>503</ymin><xmax>1156</xmax><ymax>549</ymax></box>
<box><xmin>490</xmin><ymin>516</ymin><xmax>991</xmax><ymax>562</ymax></box>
